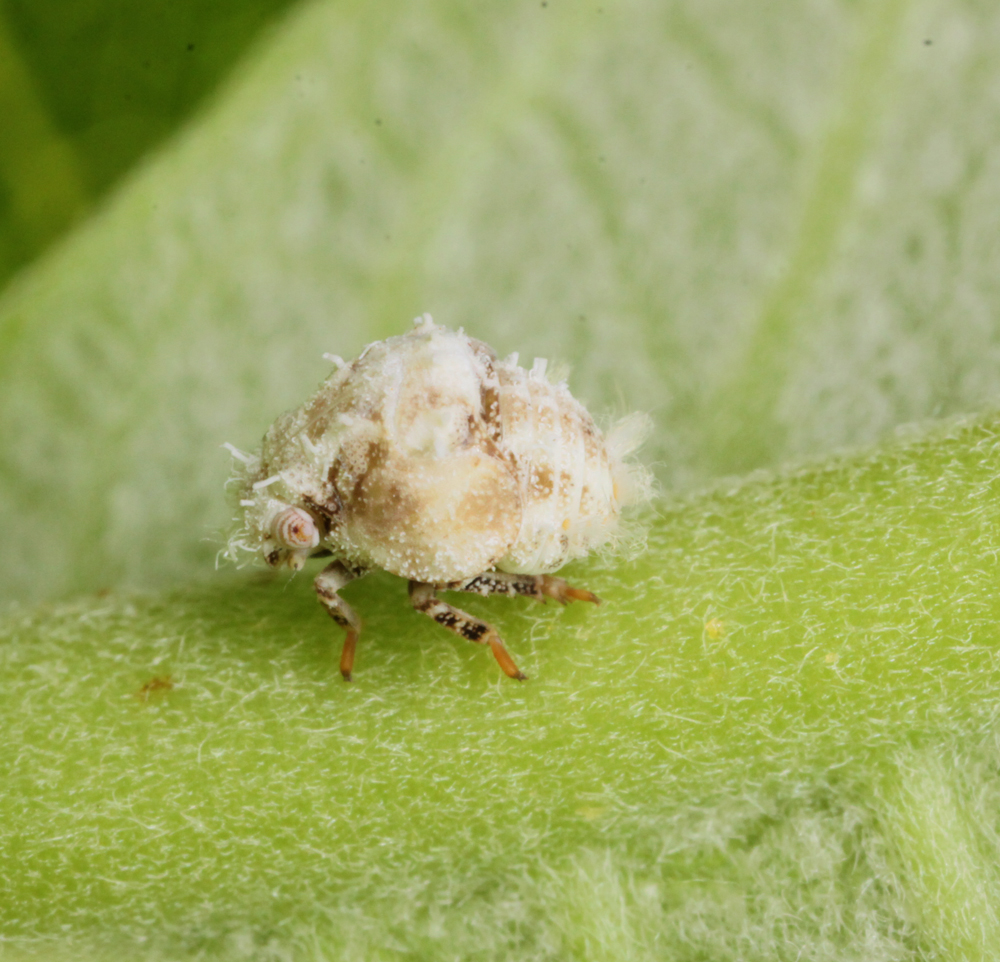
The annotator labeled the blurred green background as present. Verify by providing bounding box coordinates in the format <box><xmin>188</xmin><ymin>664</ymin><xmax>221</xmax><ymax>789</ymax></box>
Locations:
<box><xmin>3</xmin><ymin>0</ymin><xmax>1000</xmax><ymax>958</ymax></box>
<box><xmin>0</xmin><ymin>0</ymin><xmax>298</xmax><ymax>283</ymax></box>
<box><xmin>3</xmin><ymin>0</ymin><xmax>1000</xmax><ymax>605</ymax></box>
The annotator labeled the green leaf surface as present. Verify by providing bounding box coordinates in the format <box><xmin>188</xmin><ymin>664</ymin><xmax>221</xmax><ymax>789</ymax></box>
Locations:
<box><xmin>2</xmin><ymin>0</ymin><xmax>1000</xmax><ymax>957</ymax></box>
<box><xmin>5</xmin><ymin>414</ymin><xmax>1000</xmax><ymax>958</ymax></box>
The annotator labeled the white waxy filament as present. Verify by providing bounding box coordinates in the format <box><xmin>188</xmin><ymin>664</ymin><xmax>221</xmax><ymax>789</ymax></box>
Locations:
<box><xmin>222</xmin><ymin>442</ymin><xmax>254</xmax><ymax>464</ymax></box>
<box><xmin>252</xmin><ymin>474</ymin><xmax>283</xmax><ymax>490</ymax></box>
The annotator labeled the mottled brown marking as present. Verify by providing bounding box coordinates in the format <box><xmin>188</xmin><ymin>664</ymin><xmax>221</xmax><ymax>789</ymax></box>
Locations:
<box><xmin>465</xmin><ymin>412</ymin><xmax>479</xmax><ymax>448</ymax></box>
<box><xmin>478</xmin><ymin>364</ymin><xmax>503</xmax><ymax>445</ymax></box>
<box><xmin>350</xmin><ymin>443</ymin><xmax>520</xmax><ymax>582</ymax></box>
<box><xmin>468</xmin><ymin>409</ymin><xmax>507</xmax><ymax>466</ymax></box>
<box><xmin>421</xmin><ymin>387</ymin><xmax>444</xmax><ymax>408</ymax></box>
<box><xmin>533</xmin><ymin>465</ymin><xmax>554</xmax><ymax>498</ymax></box>
<box><xmin>434</xmin><ymin>610</ymin><xmax>460</xmax><ymax>629</ymax></box>
<box><xmin>303</xmin><ymin>494</ymin><xmax>340</xmax><ymax>531</ymax></box>
<box><xmin>356</xmin><ymin>470</ymin><xmax>418</xmax><ymax>532</ymax></box>
<box><xmin>445</xmin><ymin>571</ymin><xmax>600</xmax><ymax>607</ymax></box>
<box><xmin>460</xmin><ymin>622</ymin><xmax>489</xmax><ymax>642</ymax></box>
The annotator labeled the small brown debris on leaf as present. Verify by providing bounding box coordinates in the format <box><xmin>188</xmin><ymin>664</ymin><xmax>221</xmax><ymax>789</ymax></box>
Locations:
<box><xmin>136</xmin><ymin>676</ymin><xmax>174</xmax><ymax>701</ymax></box>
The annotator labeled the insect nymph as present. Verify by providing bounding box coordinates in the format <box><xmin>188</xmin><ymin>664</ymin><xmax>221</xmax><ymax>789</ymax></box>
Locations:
<box><xmin>224</xmin><ymin>315</ymin><xmax>651</xmax><ymax>680</ymax></box>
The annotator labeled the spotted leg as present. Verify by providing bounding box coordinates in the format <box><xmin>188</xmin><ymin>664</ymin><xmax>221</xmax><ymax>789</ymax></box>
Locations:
<box><xmin>408</xmin><ymin>581</ymin><xmax>528</xmax><ymax>681</ymax></box>
<box><xmin>314</xmin><ymin>561</ymin><xmax>369</xmax><ymax>681</ymax></box>
<box><xmin>446</xmin><ymin>571</ymin><xmax>601</xmax><ymax>606</ymax></box>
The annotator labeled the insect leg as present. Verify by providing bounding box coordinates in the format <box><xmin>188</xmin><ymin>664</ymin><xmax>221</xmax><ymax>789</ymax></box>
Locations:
<box><xmin>314</xmin><ymin>561</ymin><xmax>368</xmax><ymax>681</ymax></box>
<box><xmin>408</xmin><ymin>581</ymin><xmax>527</xmax><ymax>681</ymax></box>
<box><xmin>447</xmin><ymin>571</ymin><xmax>601</xmax><ymax>606</ymax></box>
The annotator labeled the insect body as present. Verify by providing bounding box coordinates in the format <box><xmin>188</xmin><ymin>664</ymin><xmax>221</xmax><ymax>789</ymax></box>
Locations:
<box><xmin>225</xmin><ymin>315</ymin><xmax>651</xmax><ymax>680</ymax></box>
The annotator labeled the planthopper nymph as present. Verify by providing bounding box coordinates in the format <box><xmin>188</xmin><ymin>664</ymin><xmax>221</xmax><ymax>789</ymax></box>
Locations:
<box><xmin>223</xmin><ymin>314</ymin><xmax>651</xmax><ymax>681</ymax></box>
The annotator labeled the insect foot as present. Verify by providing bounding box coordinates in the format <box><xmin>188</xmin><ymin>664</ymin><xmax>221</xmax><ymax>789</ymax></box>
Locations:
<box><xmin>223</xmin><ymin>314</ymin><xmax>651</xmax><ymax>680</ymax></box>
<box><xmin>313</xmin><ymin>561</ymin><xmax>368</xmax><ymax>680</ymax></box>
<box><xmin>409</xmin><ymin>581</ymin><xmax>528</xmax><ymax>681</ymax></box>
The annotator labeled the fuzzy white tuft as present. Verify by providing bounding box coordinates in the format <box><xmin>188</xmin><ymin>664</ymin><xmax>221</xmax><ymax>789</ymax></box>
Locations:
<box><xmin>607</xmin><ymin>412</ymin><xmax>655</xmax><ymax>508</ymax></box>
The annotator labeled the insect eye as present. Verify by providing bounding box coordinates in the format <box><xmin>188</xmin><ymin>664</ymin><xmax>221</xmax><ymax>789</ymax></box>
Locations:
<box><xmin>272</xmin><ymin>507</ymin><xmax>320</xmax><ymax>550</ymax></box>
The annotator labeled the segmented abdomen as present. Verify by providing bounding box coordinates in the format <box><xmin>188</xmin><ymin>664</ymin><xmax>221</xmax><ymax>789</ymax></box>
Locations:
<box><xmin>494</xmin><ymin>364</ymin><xmax>617</xmax><ymax>574</ymax></box>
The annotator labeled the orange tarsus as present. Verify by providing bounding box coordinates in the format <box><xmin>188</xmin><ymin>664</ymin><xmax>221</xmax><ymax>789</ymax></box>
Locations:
<box><xmin>489</xmin><ymin>636</ymin><xmax>528</xmax><ymax>681</ymax></box>
<box><xmin>539</xmin><ymin>577</ymin><xmax>601</xmax><ymax>606</ymax></box>
<box><xmin>340</xmin><ymin>629</ymin><xmax>359</xmax><ymax>681</ymax></box>
<box><xmin>564</xmin><ymin>585</ymin><xmax>601</xmax><ymax>605</ymax></box>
